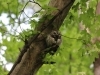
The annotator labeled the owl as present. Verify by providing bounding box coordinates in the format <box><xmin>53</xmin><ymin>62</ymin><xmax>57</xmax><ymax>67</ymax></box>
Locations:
<box><xmin>46</xmin><ymin>31</ymin><xmax>62</xmax><ymax>55</ymax></box>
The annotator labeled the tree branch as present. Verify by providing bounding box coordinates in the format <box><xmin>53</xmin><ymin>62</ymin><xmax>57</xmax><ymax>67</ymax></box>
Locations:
<box><xmin>8</xmin><ymin>0</ymin><xmax>75</xmax><ymax>75</ymax></box>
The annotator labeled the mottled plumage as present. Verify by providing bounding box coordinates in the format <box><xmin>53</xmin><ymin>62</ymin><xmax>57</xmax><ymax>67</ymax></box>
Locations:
<box><xmin>46</xmin><ymin>31</ymin><xmax>61</xmax><ymax>55</ymax></box>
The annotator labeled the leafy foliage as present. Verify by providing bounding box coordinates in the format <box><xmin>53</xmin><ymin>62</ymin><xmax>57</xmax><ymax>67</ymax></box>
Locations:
<box><xmin>0</xmin><ymin>0</ymin><xmax>100</xmax><ymax>75</ymax></box>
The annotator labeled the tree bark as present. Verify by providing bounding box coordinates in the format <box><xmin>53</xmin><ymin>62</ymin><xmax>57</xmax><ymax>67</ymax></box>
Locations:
<box><xmin>93</xmin><ymin>1</ymin><xmax>100</xmax><ymax>75</ymax></box>
<box><xmin>94</xmin><ymin>55</ymin><xmax>100</xmax><ymax>75</ymax></box>
<box><xmin>8</xmin><ymin>0</ymin><xmax>75</xmax><ymax>75</ymax></box>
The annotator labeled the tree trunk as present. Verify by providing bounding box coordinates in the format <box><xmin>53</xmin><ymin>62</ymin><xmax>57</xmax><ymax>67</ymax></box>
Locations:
<box><xmin>94</xmin><ymin>55</ymin><xmax>100</xmax><ymax>75</ymax></box>
<box><xmin>8</xmin><ymin>0</ymin><xmax>75</xmax><ymax>75</ymax></box>
<box><xmin>94</xmin><ymin>1</ymin><xmax>100</xmax><ymax>75</ymax></box>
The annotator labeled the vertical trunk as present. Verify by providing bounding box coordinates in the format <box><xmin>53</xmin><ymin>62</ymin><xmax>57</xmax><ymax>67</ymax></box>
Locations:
<box><xmin>94</xmin><ymin>1</ymin><xmax>100</xmax><ymax>75</ymax></box>
<box><xmin>94</xmin><ymin>55</ymin><xmax>100</xmax><ymax>75</ymax></box>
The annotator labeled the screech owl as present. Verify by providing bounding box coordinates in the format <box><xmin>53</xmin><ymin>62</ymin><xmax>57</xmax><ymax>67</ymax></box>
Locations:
<box><xmin>46</xmin><ymin>31</ymin><xmax>62</xmax><ymax>55</ymax></box>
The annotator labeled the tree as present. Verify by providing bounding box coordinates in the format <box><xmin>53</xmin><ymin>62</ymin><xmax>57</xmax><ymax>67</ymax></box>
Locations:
<box><xmin>93</xmin><ymin>1</ymin><xmax>100</xmax><ymax>75</ymax></box>
<box><xmin>0</xmin><ymin>0</ymin><xmax>100</xmax><ymax>75</ymax></box>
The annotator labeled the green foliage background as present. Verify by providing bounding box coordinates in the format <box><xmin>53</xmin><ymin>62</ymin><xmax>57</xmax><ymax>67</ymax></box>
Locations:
<box><xmin>0</xmin><ymin>0</ymin><xmax>100</xmax><ymax>75</ymax></box>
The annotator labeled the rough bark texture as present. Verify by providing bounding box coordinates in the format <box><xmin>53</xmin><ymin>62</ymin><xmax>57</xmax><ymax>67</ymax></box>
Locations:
<box><xmin>94</xmin><ymin>1</ymin><xmax>100</xmax><ymax>75</ymax></box>
<box><xmin>8</xmin><ymin>0</ymin><xmax>75</xmax><ymax>75</ymax></box>
<box><xmin>94</xmin><ymin>55</ymin><xmax>100</xmax><ymax>75</ymax></box>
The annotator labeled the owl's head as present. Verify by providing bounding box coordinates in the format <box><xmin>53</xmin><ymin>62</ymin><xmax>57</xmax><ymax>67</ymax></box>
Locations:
<box><xmin>50</xmin><ymin>31</ymin><xmax>61</xmax><ymax>40</ymax></box>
